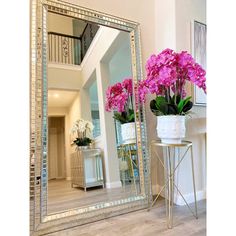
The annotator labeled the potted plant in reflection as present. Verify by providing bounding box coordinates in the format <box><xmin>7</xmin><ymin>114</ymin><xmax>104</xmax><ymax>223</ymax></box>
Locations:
<box><xmin>139</xmin><ymin>48</ymin><xmax>206</xmax><ymax>144</ymax></box>
<box><xmin>71</xmin><ymin>119</ymin><xmax>94</xmax><ymax>149</ymax></box>
<box><xmin>105</xmin><ymin>77</ymin><xmax>135</xmax><ymax>144</ymax></box>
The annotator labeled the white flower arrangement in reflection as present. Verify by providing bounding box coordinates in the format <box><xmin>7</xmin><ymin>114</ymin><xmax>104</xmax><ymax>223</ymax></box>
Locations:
<box><xmin>71</xmin><ymin>119</ymin><xmax>94</xmax><ymax>147</ymax></box>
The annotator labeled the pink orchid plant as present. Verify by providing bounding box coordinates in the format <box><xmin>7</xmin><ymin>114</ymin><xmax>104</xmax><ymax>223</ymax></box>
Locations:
<box><xmin>138</xmin><ymin>48</ymin><xmax>206</xmax><ymax>116</ymax></box>
<box><xmin>105</xmin><ymin>77</ymin><xmax>134</xmax><ymax>124</ymax></box>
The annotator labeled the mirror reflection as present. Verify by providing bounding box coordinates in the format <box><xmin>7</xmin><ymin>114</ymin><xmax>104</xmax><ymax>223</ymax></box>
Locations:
<box><xmin>47</xmin><ymin>12</ymin><xmax>140</xmax><ymax>214</ymax></box>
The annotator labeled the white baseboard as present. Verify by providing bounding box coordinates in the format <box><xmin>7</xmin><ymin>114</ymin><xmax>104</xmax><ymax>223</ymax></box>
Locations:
<box><xmin>152</xmin><ymin>184</ymin><xmax>206</xmax><ymax>206</ymax></box>
<box><xmin>175</xmin><ymin>190</ymin><xmax>206</xmax><ymax>206</ymax></box>
<box><xmin>106</xmin><ymin>181</ymin><xmax>122</xmax><ymax>189</ymax></box>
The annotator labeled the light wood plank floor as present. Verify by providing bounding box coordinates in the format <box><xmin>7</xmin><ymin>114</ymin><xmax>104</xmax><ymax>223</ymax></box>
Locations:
<box><xmin>48</xmin><ymin>179</ymin><xmax>139</xmax><ymax>214</ymax></box>
<box><xmin>46</xmin><ymin>199</ymin><xmax>206</xmax><ymax>236</ymax></box>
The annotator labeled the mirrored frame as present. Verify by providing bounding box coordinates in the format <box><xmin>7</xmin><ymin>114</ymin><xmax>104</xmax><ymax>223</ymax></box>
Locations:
<box><xmin>30</xmin><ymin>0</ymin><xmax>151</xmax><ymax>234</ymax></box>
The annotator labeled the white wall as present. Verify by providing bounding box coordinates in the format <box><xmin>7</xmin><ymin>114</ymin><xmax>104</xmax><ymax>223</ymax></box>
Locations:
<box><xmin>69</xmin><ymin>0</ymin><xmax>156</xmax><ymax>67</ymax></box>
<box><xmin>48</xmin><ymin>46</ymin><xmax>83</xmax><ymax>179</ymax></box>
<box><xmin>152</xmin><ymin>0</ymin><xmax>206</xmax><ymax>203</ymax></box>
<box><xmin>48</xmin><ymin>90</ymin><xmax>92</xmax><ymax>180</ymax></box>
<box><xmin>81</xmin><ymin>27</ymin><xmax>121</xmax><ymax>85</ymax></box>
<box><xmin>54</xmin><ymin>0</ymin><xmax>206</xmax><ymax>202</ymax></box>
<box><xmin>48</xmin><ymin>12</ymin><xmax>73</xmax><ymax>35</ymax></box>
<box><xmin>174</xmin><ymin>0</ymin><xmax>206</xmax><ymax>204</ymax></box>
<box><xmin>155</xmin><ymin>0</ymin><xmax>176</xmax><ymax>51</ymax></box>
<box><xmin>48</xmin><ymin>107</ymin><xmax>68</xmax><ymax>116</ymax></box>
<box><xmin>68</xmin><ymin>92</ymin><xmax>81</xmax><ymax>135</ymax></box>
<box><xmin>67</xmin><ymin>93</ymin><xmax>81</xmax><ymax>178</ymax></box>
<box><xmin>80</xmin><ymin>26</ymin><xmax>125</xmax><ymax>188</ymax></box>
<box><xmin>47</xmin><ymin>27</ymin><xmax>124</xmax><ymax>183</ymax></box>
<box><xmin>48</xmin><ymin>107</ymin><xmax>71</xmax><ymax>180</ymax></box>
<box><xmin>48</xmin><ymin>65</ymin><xmax>82</xmax><ymax>90</ymax></box>
<box><xmin>48</xmin><ymin>93</ymin><xmax>82</xmax><ymax>180</ymax></box>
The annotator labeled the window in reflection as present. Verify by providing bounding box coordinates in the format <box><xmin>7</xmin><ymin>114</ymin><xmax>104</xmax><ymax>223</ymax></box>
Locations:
<box><xmin>89</xmin><ymin>78</ymin><xmax>101</xmax><ymax>138</ymax></box>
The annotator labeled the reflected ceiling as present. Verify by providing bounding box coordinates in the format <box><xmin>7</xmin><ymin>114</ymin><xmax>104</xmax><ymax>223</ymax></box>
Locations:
<box><xmin>48</xmin><ymin>89</ymin><xmax>78</xmax><ymax>107</ymax></box>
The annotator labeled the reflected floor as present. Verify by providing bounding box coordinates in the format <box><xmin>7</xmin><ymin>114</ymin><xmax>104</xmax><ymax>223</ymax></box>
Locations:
<box><xmin>48</xmin><ymin>179</ymin><xmax>139</xmax><ymax>214</ymax></box>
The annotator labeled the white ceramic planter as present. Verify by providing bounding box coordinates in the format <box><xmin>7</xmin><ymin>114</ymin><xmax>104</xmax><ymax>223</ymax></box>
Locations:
<box><xmin>156</xmin><ymin>115</ymin><xmax>186</xmax><ymax>144</ymax></box>
<box><xmin>121</xmin><ymin>122</ymin><xmax>136</xmax><ymax>144</ymax></box>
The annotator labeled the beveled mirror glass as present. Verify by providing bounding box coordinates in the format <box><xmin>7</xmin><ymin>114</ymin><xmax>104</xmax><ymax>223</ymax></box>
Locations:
<box><xmin>30</xmin><ymin>0</ymin><xmax>150</xmax><ymax>234</ymax></box>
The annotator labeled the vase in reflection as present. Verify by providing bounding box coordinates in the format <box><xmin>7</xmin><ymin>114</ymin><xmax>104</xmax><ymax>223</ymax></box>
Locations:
<box><xmin>121</xmin><ymin>122</ymin><xmax>136</xmax><ymax>144</ymax></box>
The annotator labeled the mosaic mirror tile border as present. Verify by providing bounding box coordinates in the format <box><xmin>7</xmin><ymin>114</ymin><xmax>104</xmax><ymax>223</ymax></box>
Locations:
<box><xmin>30</xmin><ymin>0</ymin><xmax>151</xmax><ymax>234</ymax></box>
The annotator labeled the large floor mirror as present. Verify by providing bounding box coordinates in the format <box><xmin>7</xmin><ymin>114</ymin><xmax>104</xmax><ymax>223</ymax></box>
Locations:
<box><xmin>30</xmin><ymin>0</ymin><xmax>150</xmax><ymax>235</ymax></box>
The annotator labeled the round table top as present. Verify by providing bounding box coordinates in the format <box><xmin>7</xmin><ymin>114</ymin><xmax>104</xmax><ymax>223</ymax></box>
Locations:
<box><xmin>151</xmin><ymin>140</ymin><xmax>192</xmax><ymax>147</ymax></box>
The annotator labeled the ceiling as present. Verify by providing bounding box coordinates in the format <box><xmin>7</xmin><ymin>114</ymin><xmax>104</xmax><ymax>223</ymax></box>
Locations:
<box><xmin>48</xmin><ymin>90</ymin><xmax>78</xmax><ymax>108</ymax></box>
<box><xmin>48</xmin><ymin>12</ymin><xmax>87</xmax><ymax>37</ymax></box>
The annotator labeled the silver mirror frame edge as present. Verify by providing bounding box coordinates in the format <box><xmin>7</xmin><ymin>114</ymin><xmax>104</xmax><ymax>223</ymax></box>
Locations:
<box><xmin>30</xmin><ymin>0</ymin><xmax>151</xmax><ymax>234</ymax></box>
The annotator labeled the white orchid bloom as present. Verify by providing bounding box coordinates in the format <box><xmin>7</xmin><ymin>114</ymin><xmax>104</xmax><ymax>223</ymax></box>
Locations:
<box><xmin>70</xmin><ymin>119</ymin><xmax>94</xmax><ymax>139</ymax></box>
<box><xmin>70</xmin><ymin>122</ymin><xmax>79</xmax><ymax>134</ymax></box>
<box><xmin>86</xmin><ymin>121</ymin><xmax>94</xmax><ymax>131</ymax></box>
<box><xmin>78</xmin><ymin>121</ymin><xmax>86</xmax><ymax>133</ymax></box>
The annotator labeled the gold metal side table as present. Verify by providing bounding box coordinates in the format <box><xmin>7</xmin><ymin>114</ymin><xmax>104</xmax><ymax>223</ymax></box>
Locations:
<box><xmin>148</xmin><ymin>140</ymin><xmax>198</xmax><ymax>228</ymax></box>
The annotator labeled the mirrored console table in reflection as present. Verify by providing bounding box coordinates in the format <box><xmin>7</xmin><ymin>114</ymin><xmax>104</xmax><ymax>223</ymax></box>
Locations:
<box><xmin>71</xmin><ymin>148</ymin><xmax>104</xmax><ymax>191</ymax></box>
